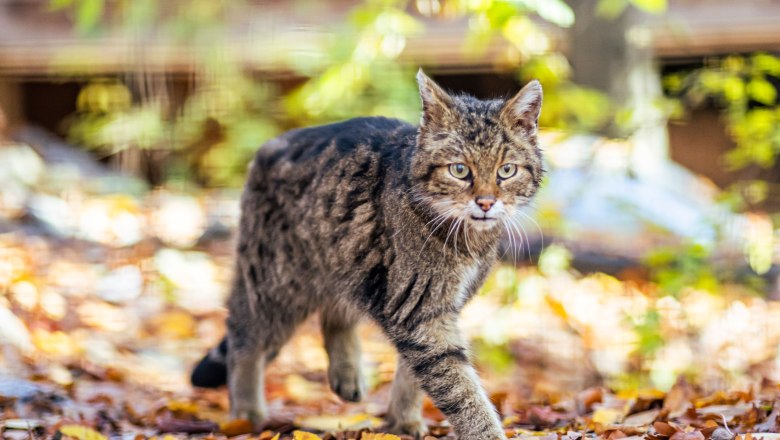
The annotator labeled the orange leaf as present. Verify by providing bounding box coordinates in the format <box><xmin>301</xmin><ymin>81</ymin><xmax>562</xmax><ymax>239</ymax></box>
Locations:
<box><xmin>220</xmin><ymin>419</ymin><xmax>254</xmax><ymax>437</ymax></box>
<box><xmin>293</xmin><ymin>431</ymin><xmax>322</xmax><ymax>440</ymax></box>
<box><xmin>361</xmin><ymin>434</ymin><xmax>402</xmax><ymax>440</ymax></box>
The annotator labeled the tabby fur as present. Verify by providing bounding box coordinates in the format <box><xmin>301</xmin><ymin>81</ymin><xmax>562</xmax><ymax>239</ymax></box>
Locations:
<box><xmin>191</xmin><ymin>70</ymin><xmax>544</xmax><ymax>440</ymax></box>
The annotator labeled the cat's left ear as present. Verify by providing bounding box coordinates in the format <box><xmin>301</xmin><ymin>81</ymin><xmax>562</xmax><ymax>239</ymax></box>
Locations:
<box><xmin>501</xmin><ymin>80</ymin><xmax>543</xmax><ymax>134</ymax></box>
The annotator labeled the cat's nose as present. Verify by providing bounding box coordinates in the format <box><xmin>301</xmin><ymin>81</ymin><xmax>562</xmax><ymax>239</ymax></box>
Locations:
<box><xmin>475</xmin><ymin>196</ymin><xmax>496</xmax><ymax>212</ymax></box>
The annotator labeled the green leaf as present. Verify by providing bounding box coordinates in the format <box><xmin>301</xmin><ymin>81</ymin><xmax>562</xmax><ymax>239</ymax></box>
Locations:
<box><xmin>596</xmin><ymin>0</ymin><xmax>628</xmax><ymax>19</ymax></box>
<box><xmin>49</xmin><ymin>0</ymin><xmax>74</xmax><ymax>11</ymax></box>
<box><xmin>722</xmin><ymin>76</ymin><xmax>746</xmax><ymax>103</ymax></box>
<box><xmin>747</xmin><ymin>78</ymin><xmax>777</xmax><ymax>105</ymax></box>
<box><xmin>629</xmin><ymin>0</ymin><xmax>667</xmax><ymax>14</ymax></box>
<box><xmin>752</xmin><ymin>53</ymin><xmax>780</xmax><ymax>76</ymax></box>
<box><xmin>75</xmin><ymin>0</ymin><xmax>104</xmax><ymax>35</ymax></box>
<box><xmin>512</xmin><ymin>0</ymin><xmax>575</xmax><ymax>27</ymax></box>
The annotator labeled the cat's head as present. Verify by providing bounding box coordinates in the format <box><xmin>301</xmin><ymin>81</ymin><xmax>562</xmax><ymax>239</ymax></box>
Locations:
<box><xmin>411</xmin><ymin>69</ymin><xmax>544</xmax><ymax>235</ymax></box>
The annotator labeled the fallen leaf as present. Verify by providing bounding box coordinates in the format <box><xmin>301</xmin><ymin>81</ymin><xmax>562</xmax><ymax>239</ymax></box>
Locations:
<box><xmin>577</xmin><ymin>387</ymin><xmax>604</xmax><ymax>413</ymax></box>
<box><xmin>694</xmin><ymin>392</ymin><xmax>749</xmax><ymax>409</ymax></box>
<box><xmin>754</xmin><ymin>404</ymin><xmax>780</xmax><ymax>432</ymax></box>
<box><xmin>3</xmin><ymin>419</ymin><xmax>43</xmax><ymax>430</ymax></box>
<box><xmin>360</xmin><ymin>433</ymin><xmax>402</xmax><ymax>440</ymax></box>
<box><xmin>745</xmin><ymin>435</ymin><xmax>780</xmax><ymax>440</ymax></box>
<box><xmin>293</xmin><ymin>431</ymin><xmax>323</xmax><ymax>440</ymax></box>
<box><xmin>220</xmin><ymin>419</ymin><xmax>254</xmax><ymax>437</ymax></box>
<box><xmin>669</xmin><ymin>431</ymin><xmax>705</xmax><ymax>440</ymax></box>
<box><xmin>593</xmin><ymin>408</ymin><xmax>623</xmax><ymax>425</ymax></box>
<box><xmin>623</xmin><ymin>409</ymin><xmax>660</xmax><ymax>426</ymax></box>
<box><xmin>294</xmin><ymin>414</ymin><xmax>382</xmax><ymax>432</ymax></box>
<box><xmin>663</xmin><ymin>379</ymin><xmax>696</xmax><ymax>417</ymax></box>
<box><xmin>605</xmin><ymin>429</ymin><xmax>627</xmax><ymax>440</ymax></box>
<box><xmin>653</xmin><ymin>421</ymin><xmax>680</xmax><ymax>437</ymax></box>
<box><xmin>165</xmin><ymin>399</ymin><xmax>199</xmax><ymax>415</ymax></box>
<box><xmin>59</xmin><ymin>425</ymin><xmax>108</xmax><ymax>440</ymax></box>
<box><xmin>156</xmin><ymin>415</ymin><xmax>219</xmax><ymax>434</ymax></box>
<box><xmin>516</xmin><ymin>406</ymin><xmax>568</xmax><ymax>427</ymax></box>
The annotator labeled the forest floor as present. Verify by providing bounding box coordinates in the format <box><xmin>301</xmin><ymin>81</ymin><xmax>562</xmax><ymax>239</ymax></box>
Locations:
<box><xmin>2</xmin><ymin>157</ymin><xmax>780</xmax><ymax>439</ymax></box>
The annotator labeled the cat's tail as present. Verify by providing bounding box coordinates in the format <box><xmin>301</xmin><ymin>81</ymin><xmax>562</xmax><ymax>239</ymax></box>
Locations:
<box><xmin>191</xmin><ymin>338</ymin><xmax>228</xmax><ymax>388</ymax></box>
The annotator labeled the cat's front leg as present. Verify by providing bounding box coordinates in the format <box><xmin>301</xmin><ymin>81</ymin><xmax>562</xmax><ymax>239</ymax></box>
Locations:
<box><xmin>384</xmin><ymin>359</ymin><xmax>427</xmax><ymax>439</ymax></box>
<box><xmin>322</xmin><ymin>307</ymin><xmax>366</xmax><ymax>402</ymax></box>
<box><xmin>387</xmin><ymin>317</ymin><xmax>506</xmax><ymax>440</ymax></box>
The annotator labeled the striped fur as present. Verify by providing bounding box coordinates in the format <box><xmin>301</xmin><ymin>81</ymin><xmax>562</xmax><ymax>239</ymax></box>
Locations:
<box><xmin>192</xmin><ymin>71</ymin><xmax>543</xmax><ymax>440</ymax></box>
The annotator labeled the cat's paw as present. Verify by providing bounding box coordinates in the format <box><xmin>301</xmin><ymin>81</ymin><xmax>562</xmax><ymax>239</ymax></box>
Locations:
<box><xmin>382</xmin><ymin>419</ymin><xmax>428</xmax><ymax>440</ymax></box>
<box><xmin>328</xmin><ymin>364</ymin><xmax>365</xmax><ymax>402</ymax></box>
<box><xmin>230</xmin><ymin>407</ymin><xmax>266</xmax><ymax>428</ymax></box>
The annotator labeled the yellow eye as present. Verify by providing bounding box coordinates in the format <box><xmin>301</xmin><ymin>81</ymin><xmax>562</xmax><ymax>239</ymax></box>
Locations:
<box><xmin>497</xmin><ymin>163</ymin><xmax>517</xmax><ymax>179</ymax></box>
<box><xmin>449</xmin><ymin>163</ymin><xmax>470</xmax><ymax>179</ymax></box>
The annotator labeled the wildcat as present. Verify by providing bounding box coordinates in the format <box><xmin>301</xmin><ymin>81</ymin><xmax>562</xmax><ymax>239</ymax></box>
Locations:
<box><xmin>191</xmin><ymin>70</ymin><xmax>543</xmax><ymax>440</ymax></box>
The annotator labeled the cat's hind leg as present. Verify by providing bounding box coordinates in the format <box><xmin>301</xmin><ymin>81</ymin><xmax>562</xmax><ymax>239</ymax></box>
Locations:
<box><xmin>226</xmin><ymin>276</ymin><xmax>310</xmax><ymax>425</ymax></box>
<box><xmin>321</xmin><ymin>301</ymin><xmax>366</xmax><ymax>402</ymax></box>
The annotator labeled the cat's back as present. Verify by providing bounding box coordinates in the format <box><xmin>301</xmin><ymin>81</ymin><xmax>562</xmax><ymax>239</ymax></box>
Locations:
<box><xmin>253</xmin><ymin>116</ymin><xmax>415</xmax><ymax>174</ymax></box>
<box><xmin>241</xmin><ymin>117</ymin><xmax>416</xmax><ymax>253</ymax></box>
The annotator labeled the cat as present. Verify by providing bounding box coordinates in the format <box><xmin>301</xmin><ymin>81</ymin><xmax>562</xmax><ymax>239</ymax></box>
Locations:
<box><xmin>191</xmin><ymin>69</ymin><xmax>543</xmax><ymax>440</ymax></box>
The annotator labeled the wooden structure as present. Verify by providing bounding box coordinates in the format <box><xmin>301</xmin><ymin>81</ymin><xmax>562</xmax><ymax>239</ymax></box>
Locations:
<box><xmin>0</xmin><ymin>0</ymin><xmax>779</xmax><ymax>188</ymax></box>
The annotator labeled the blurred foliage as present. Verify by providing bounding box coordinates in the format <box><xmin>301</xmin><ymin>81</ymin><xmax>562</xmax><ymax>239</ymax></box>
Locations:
<box><xmin>51</xmin><ymin>0</ymin><xmax>618</xmax><ymax>186</ymax></box>
<box><xmin>643</xmin><ymin>243</ymin><xmax>719</xmax><ymax>297</ymax></box>
<box><xmin>595</xmin><ymin>0</ymin><xmax>667</xmax><ymax>19</ymax></box>
<box><xmin>665</xmin><ymin>53</ymin><xmax>780</xmax><ymax>172</ymax></box>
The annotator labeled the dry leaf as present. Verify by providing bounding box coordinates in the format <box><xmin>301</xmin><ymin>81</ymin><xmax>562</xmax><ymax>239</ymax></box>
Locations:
<box><xmin>3</xmin><ymin>419</ymin><xmax>43</xmax><ymax>430</ymax></box>
<box><xmin>220</xmin><ymin>419</ymin><xmax>254</xmax><ymax>437</ymax></box>
<box><xmin>156</xmin><ymin>415</ymin><xmax>219</xmax><ymax>434</ymax></box>
<box><xmin>165</xmin><ymin>399</ymin><xmax>199</xmax><ymax>414</ymax></box>
<box><xmin>294</xmin><ymin>414</ymin><xmax>382</xmax><ymax>432</ymax></box>
<box><xmin>59</xmin><ymin>425</ymin><xmax>108</xmax><ymax>440</ymax></box>
<box><xmin>360</xmin><ymin>433</ymin><xmax>402</xmax><ymax>440</ymax></box>
<box><xmin>578</xmin><ymin>387</ymin><xmax>604</xmax><ymax>414</ymax></box>
<box><xmin>293</xmin><ymin>431</ymin><xmax>322</xmax><ymax>440</ymax></box>
<box><xmin>623</xmin><ymin>409</ymin><xmax>660</xmax><ymax>426</ymax></box>
<box><xmin>593</xmin><ymin>408</ymin><xmax>623</xmax><ymax>425</ymax></box>
<box><xmin>653</xmin><ymin>421</ymin><xmax>680</xmax><ymax>437</ymax></box>
<box><xmin>669</xmin><ymin>431</ymin><xmax>705</xmax><ymax>440</ymax></box>
<box><xmin>745</xmin><ymin>435</ymin><xmax>780</xmax><ymax>440</ymax></box>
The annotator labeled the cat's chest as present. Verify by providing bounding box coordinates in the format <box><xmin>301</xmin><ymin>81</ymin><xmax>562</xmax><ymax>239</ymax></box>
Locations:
<box><xmin>453</xmin><ymin>262</ymin><xmax>482</xmax><ymax>309</ymax></box>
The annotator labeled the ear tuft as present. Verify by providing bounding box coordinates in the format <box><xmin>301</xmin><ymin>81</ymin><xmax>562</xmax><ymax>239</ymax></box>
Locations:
<box><xmin>502</xmin><ymin>80</ymin><xmax>543</xmax><ymax>133</ymax></box>
<box><xmin>417</xmin><ymin>68</ymin><xmax>454</xmax><ymax>128</ymax></box>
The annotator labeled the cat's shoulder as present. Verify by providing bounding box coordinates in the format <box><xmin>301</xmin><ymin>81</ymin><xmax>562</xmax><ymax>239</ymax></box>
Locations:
<box><xmin>291</xmin><ymin>116</ymin><xmax>414</xmax><ymax>142</ymax></box>
<box><xmin>256</xmin><ymin>117</ymin><xmax>416</xmax><ymax>166</ymax></box>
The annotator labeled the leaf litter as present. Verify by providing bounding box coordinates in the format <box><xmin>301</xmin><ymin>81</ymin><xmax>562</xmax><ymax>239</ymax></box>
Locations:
<box><xmin>2</xmin><ymin>153</ymin><xmax>780</xmax><ymax>438</ymax></box>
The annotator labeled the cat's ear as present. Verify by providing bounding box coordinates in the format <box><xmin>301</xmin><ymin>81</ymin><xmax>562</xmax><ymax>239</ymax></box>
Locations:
<box><xmin>417</xmin><ymin>68</ymin><xmax>455</xmax><ymax>128</ymax></box>
<box><xmin>501</xmin><ymin>80</ymin><xmax>543</xmax><ymax>134</ymax></box>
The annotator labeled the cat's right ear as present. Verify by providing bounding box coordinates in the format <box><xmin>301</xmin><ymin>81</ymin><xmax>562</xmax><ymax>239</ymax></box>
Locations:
<box><xmin>417</xmin><ymin>68</ymin><xmax>455</xmax><ymax>128</ymax></box>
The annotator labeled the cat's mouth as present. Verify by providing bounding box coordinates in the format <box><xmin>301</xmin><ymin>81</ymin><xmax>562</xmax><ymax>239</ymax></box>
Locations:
<box><xmin>470</xmin><ymin>216</ymin><xmax>496</xmax><ymax>222</ymax></box>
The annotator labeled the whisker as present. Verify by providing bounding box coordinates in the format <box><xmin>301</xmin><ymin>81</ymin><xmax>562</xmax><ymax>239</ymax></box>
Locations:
<box><xmin>515</xmin><ymin>210</ymin><xmax>544</xmax><ymax>260</ymax></box>
<box><xmin>443</xmin><ymin>214</ymin><xmax>460</xmax><ymax>256</ymax></box>
<box><xmin>501</xmin><ymin>219</ymin><xmax>517</xmax><ymax>267</ymax></box>
<box><xmin>418</xmin><ymin>207</ymin><xmax>457</xmax><ymax>258</ymax></box>
<box><xmin>507</xmin><ymin>215</ymin><xmax>531</xmax><ymax>261</ymax></box>
<box><xmin>461</xmin><ymin>214</ymin><xmax>474</xmax><ymax>258</ymax></box>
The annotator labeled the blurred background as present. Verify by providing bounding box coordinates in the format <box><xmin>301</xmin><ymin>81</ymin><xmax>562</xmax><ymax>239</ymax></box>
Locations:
<box><xmin>2</xmin><ymin>0</ymin><xmax>780</xmax><ymax>420</ymax></box>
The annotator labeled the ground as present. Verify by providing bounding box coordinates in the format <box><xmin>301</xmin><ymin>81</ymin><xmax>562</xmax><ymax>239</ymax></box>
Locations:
<box><xmin>2</xmin><ymin>188</ymin><xmax>780</xmax><ymax>440</ymax></box>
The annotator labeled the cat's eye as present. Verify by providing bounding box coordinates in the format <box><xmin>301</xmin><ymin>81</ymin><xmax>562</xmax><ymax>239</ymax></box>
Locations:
<box><xmin>497</xmin><ymin>163</ymin><xmax>517</xmax><ymax>179</ymax></box>
<box><xmin>449</xmin><ymin>163</ymin><xmax>470</xmax><ymax>180</ymax></box>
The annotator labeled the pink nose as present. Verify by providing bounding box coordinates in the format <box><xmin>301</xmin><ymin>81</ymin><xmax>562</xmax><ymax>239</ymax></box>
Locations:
<box><xmin>475</xmin><ymin>196</ymin><xmax>496</xmax><ymax>212</ymax></box>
